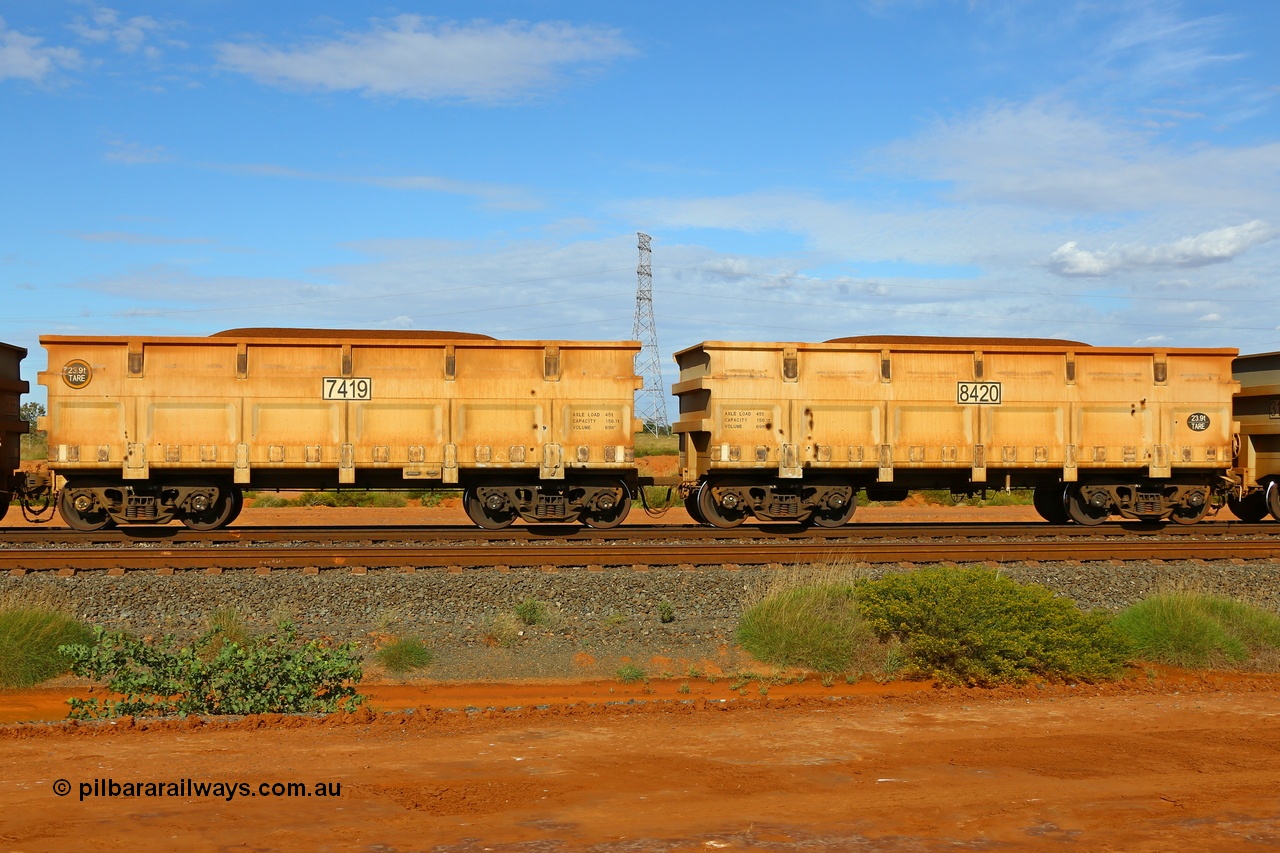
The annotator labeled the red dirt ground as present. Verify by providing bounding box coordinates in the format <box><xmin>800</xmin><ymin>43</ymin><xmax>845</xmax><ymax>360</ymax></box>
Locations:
<box><xmin>2</xmin><ymin>674</ymin><xmax>1279</xmax><ymax>851</ymax></box>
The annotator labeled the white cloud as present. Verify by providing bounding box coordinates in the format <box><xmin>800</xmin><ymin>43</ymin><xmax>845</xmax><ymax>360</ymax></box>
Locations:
<box><xmin>1048</xmin><ymin>220</ymin><xmax>1277</xmax><ymax>277</ymax></box>
<box><xmin>0</xmin><ymin>17</ymin><xmax>81</xmax><ymax>81</ymax></box>
<box><xmin>104</xmin><ymin>140</ymin><xmax>171</xmax><ymax>164</ymax></box>
<box><xmin>216</xmin><ymin>16</ymin><xmax>634</xmax><ymax>103</ymax></box>
<box><xmin>215</xmin><ymin>162</ymin><xmax>540</xmax><ymax>211</ymax></box>
<box><xmin>68</xmin><ymin>6</ymin><xmax>164</xmax><ymax>55</ymax></box>
<box><xmin>881</xmin><ymin>98</ymin><xmax>1280</xmax><ymax>212</ymax></box>
<box><xmin>74</xmin><ymin>232</ymin><xmax>212</xmax><ymax>246</ymax></box>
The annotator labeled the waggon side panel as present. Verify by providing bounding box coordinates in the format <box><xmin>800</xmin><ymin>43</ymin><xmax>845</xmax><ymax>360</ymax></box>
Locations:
<box><xmin>39</xmin><ymin>335</ymin><xmax>640</xmax><ymax>487</ymax></box>
<box><xmin>674</xmin><ymin>341</ymin><xmax>1237</xmax><ymax>484</ymax></box>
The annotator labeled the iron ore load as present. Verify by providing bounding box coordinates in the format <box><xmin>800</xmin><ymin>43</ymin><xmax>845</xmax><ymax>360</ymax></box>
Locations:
<box><xmin>673</xmin><ymin>337</ymin><xmax>1239</xmax><ymax>527</ymax></box>
<box><xmin>38</xmin><ymin>329</ymin><xmax>642</xmax><ymax>530</ymax></box>
<box><xmin>0</xmin><ymin>341</ymin><xmax>29</xmax><ymax>525</ymax></box>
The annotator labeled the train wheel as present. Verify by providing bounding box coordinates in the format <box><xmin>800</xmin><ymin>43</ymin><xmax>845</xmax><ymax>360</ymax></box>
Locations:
<box><xmin>583</xmin><ymin>482</ymin><xmax>632</xmax><ymax>529</ymax></box>
<box><xmin>683</xmin><ymin>490</ymin><xmax>706</xmax><ymax>524</ymax></box>
<box><xmin>58</xmin><ymin>482</ymin><xmax>114</xmax><ymax>531</ymax></box>
<box><xmin>1170</xmin><ymin>500</ymin><xmax>1210</xmax><ymax>525</ymax></box>
<box><xmin>1266</xmin><ymin>481</ymin><xmax>1280</xmax><ymax>522</ymax></box>
<box><xmin>1227</xmin><ymin>491</ymin><xmax>1268</xmax><ymax>523</ymax></box>
<box><xmin>696</xmin><ymin>480</ymin><xmax>747</xmax><ymax>528</ymax></box>
<box><xmin>464</xmin><ymin>488</ymin><xmax>517</xmax><ymax>529</ymax></box>
<box><xmin>810</xmin><ymin>491</ymin><xmax>856</xmax><ymax>528</ymax></box>
<box><xmin>0</xmin><ymin>495</ymin><xmax>8</xmax><ymax>525</ymax></box>
<box><xmin>181</xmin><ymin>484</ymin><xmax>237</xmax><ymax>531</ymax></box>
<box><xmin>1065</xmin><ymin>485</ymin><xmax>1108</xmax><ymax>526</ymax></box>
<box><xmin>1032</xmin><ymin>486</ymin><xmax>1070</xmax><ymax>524</ymax></box>
<box><xmin>225</xmin><ymin>486</ymin><xmax>245</xmax><ymax>526</ymax></box>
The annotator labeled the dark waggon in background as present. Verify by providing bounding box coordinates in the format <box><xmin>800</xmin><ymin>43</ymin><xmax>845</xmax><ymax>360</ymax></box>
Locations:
<box><xmin>0</xmin><ymin>342</ymin><xmax>28</xmax><ymax>525</ymax></box>
<box><xmin>1229</xmin><ymin>350</ymin><xmax>1280</xmax><ymax>522</ymax></box>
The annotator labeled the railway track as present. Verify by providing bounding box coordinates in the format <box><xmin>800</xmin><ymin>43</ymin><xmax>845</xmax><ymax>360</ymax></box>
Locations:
<box><xmin>4</xmin><ymin>521</ymin><xmax>1280</xmax><ymax>572</ymax></box>
<box><xmin>2</xmin><ymin>519</ymin><xmax>1275</xmax><ymax>546</ymax></box>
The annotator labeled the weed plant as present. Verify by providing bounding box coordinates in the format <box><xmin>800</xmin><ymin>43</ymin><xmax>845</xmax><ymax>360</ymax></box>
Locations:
<box><xmin>374</xmin><ymin>637</ymin><xmax>435</xmax><ymax>676</ymax></box>
<box><xmin>513</xmin><ymin>598</ymin><xmax>550</xmax><ymax>627</ymax></box>
<box><xmin>203</xmin><ymin>607</ymin><xmax>250</xmax><ymax>652</ymax></box>
<box><xmin>616</xmin><ymin>662</ymin><xmax>646</xmax><ymax>683</ymax></box>
<box><xmin>487</xmin><ymin>612</ymin><xmax>523</xmax><ymax>648</ymax></box>
<box><xmin>0</xmin><ymin>606</ymin><xmax>95</xmax><ymax>688</ymax></box>
<box><xmin>61</xmin><ymin>622</ymin><xmax>365</xmax><ymax>718</ymax></box>
<box><xmin>1112</xmin><ymin>592</ymin><xmax>1280</xmax><ymax>669</ymax></box>
<box><xmin>657</xmin><ymin>602</ymin><xmax>675</xmax><ymax>623</ymax></box>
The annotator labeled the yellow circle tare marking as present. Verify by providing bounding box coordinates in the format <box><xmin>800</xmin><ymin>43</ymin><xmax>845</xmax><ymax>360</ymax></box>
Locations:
<box><xmin>62</xmin><ymin>359</ymin><xmax>92</xmax><ymax>389</ymax></box>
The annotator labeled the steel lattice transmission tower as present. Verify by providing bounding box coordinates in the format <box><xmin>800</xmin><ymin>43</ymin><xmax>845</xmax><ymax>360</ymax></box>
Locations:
<box><xmin>632</xmin><ymin>232</ymin><xmax>670</xmax><ymax>435</ymax></box>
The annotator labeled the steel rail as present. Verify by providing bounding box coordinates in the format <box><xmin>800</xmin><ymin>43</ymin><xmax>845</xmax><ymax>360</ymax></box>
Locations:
<box><xmin>4</xmin><ymin>536</ymin><xmax>1280</xmax><ymax>572</ymax></box>
<box><xmin>2</xmin><ymin>519</ymin><xmax>1274</xmax><ymax>548</ymax></box>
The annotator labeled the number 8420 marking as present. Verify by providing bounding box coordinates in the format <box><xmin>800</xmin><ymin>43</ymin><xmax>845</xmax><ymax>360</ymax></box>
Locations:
<box><xmin>957</xmin><ymin>381</ymin><xmax>1002</xmax><ymax>405</ymax></box>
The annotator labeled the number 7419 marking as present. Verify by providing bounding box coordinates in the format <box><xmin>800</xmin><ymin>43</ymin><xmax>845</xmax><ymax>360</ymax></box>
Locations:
<box><xmin>322</xmin><ymin>377</ymin><xmax>372</xmax><ymax>400</ymax></box>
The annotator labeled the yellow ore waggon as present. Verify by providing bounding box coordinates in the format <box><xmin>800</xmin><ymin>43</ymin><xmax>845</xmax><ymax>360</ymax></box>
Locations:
<box><xmin>40</xmin><ymin>329</ymin><xmax>642</xmax><ymax>530</ymax></box>
<box><xmin>674</xmin><ymin>336</ymin><xmax>1239</xmax><ymax>527</ymax></box>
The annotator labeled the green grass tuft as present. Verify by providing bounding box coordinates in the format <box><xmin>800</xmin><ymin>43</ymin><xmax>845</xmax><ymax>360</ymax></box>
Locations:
<box><xmin>616</xmin><ymin>662</ymin><xmax>647</xmax><ymax>683</ymax></box>
<box><xmin>513</xmin><ymin>598</ymin><xmax>550</xmax><ymax>627</ymax></box>
<box><xmin>374</xmin><ymin>637</ymin><xmax>435</xmax><ymax>675</ymax></box>
<box><xmin>1112</xmin><ymin>592</ymin><xmax>1280</xmax><ymax>669</ymax></box>
<box><xmin>737</xmin><ymin>583</ymin><xmax>875</xmax><ymax>674</ymax></box>
<box><xmin>633</xmin><ymin>431</ymin><xmax>677</xmax><ymax>457</ymax></box>
<box><xmin>0</xmin><ymin>607</ymin><xmax>96</xmax><ymax>687</ymax></box>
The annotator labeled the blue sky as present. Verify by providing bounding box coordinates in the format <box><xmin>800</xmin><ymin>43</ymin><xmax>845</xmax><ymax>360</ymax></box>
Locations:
<box><xmin>2</xmin><ymin>1</ymin><xmax>1279</xmax><ymax>400</ymax></box>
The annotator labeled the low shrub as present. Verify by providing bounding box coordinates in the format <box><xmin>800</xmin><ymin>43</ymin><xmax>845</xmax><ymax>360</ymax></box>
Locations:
<box><xmin>857</xmin><ymin>567</ymin><xmax>1131</xmax><ymax>686</ymax></box>
<box><xmin>737</xmin><ymin>583</ymin><xmax>876</xmax><ymax>673</ymax></box>
<box><xmin>513</xmin><ymin>598</ymin><xmax>550</xmax><ymax>627</ymax></box>
<box><xmin>0</xmin><ymin>607</ymin><xmax>95</xmax><ymax>687</ymax></box>
<box><xmin>486</xmin><ymin>612</ymin><xmax>523</xmax><ymax>648</ymax></box>
<box><xmin>374</xmin><ymin>637</ymin><xmax>435</xmax><ymax>675</ymax></box>
<box><xmin>616</xmin><ymin>662</ymin><xmax>646</xmax><ymax>683</ymax></box>
<box><xmin>60</xmin><ymin>622</ymin><xmax>365</xmax><ymax>718</ymax></box>
<box><xmin>1112</xmin><ymin>592</ymin><xmax>1280</xmax><ymax>669</ymax></box>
